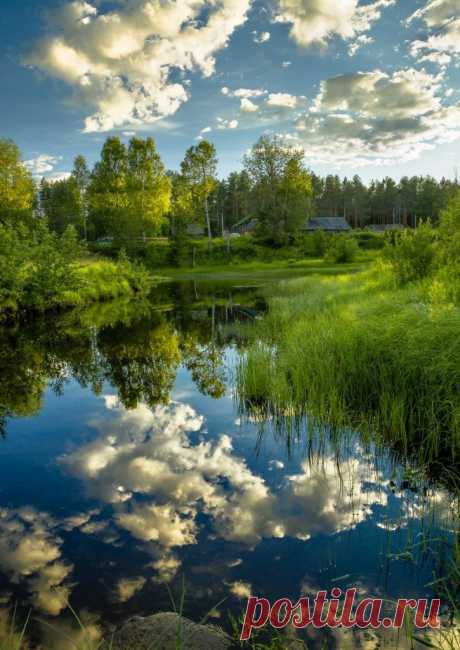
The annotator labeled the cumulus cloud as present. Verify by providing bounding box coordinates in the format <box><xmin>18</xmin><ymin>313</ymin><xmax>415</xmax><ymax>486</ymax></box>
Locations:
<box><xmin>221</xmin><ymin>87</ymin><xmax>266</xmax><ymax>98</ymax></box>
<box><xmin>228</xmin><ymin>580</ymin><xmax>252</xmax><ymax>599</ymax></box>
<box><xmin>273</xmin><ymin>0</ymin><xmax>395</xmax><ymax>48</ymax></box>
<box><xmin>26</xmin><ymin>0</ymin><xmax>251</xmax><ymax>132</ymax></box>
<box><xmin>115</xmin><ymin>576</ymin><xmax>146</xmax><ymax>603</ymax></box>
<box><xmin>348</xmin><ymin>34</ymin><xmax>373</xmax><ymax>56</ymax></box>
<box><xmin>60</xmin><ymin>397</ymin><xmax>388</xmax><ymax>573</ymax></box>
<box><xmin>253</xmin><ymin>30</ymin><xmax>271</xmax><ymax>43</ymax></box>
<box><xmin>0</xmin><ymin>507</ymin><xmax>73</xmax><ymax>616</ymax></box>
<box><xmin>408</xmin><ymin>0</ymin><xmax>460</xmax><ymax>66</ymax></box>
<box><xmin>216</xmin><ymin>117</ymin><xmax>239</xmax><ymax>129</ymax></box>
<box><xmin>46</xmin><ymin>171</ymin><xmax>72</xmax><ymax>183</ymax></box>
<box><xmin>240</xmin><ymin>98</ymin><xmax>259</xmax><ymax>112</ymax></box>
<box><xmin>267</xmin><ymin>92</ymin><xmax>298</xmax><ymax>108</ymax></box>
<box><xmin>24</xmin><ymin>154</ymin><xmax>62</xmax><ymax>177</ymax></box>
<box><xmin>293</xmin><ymin>68</ymin><xmax>460</xmax><ymax>165</ymax></box>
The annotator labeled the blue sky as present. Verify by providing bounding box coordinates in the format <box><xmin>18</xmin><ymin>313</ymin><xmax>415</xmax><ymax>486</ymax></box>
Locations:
<box><xmin>1</xmin><ymin>0</ymin><xmax>460</xmax><ymax>181</ymax></box>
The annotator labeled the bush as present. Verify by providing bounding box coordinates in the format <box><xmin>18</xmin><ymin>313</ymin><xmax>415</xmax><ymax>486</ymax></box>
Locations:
<box><xmin>0</xmin><ymin>222</ymin><xmax>151</xmax><ymax>318</ymax></box>
<box><xmin>311</xmin><ymin>230</ymin><xmax>328</xmax><ymax>256</ymax></box>
<box><xmin>352</xmin><ymin>231</ymin><xmax>385</xmax><ymax>250</ymax></box>
<box><xmin>384</xmin><ymin>223</ymin><xmax>435</xmax><ymax>284</ymax></box>
<box><xmin>432</xmin><ymin>191</ymin><xmax>460</xmax><ymax>303</ymax></box>
<box><xmin>324</xmin><ymin>234</ymin><xmax>359</xmax><ymax>264</ymax></box>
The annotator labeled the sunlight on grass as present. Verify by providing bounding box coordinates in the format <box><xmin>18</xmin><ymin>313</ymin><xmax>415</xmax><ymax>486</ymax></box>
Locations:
<box><xmin>237</xmin><ymin>266</ymin><xmax>460</xmax><ymax>463</ymax></box>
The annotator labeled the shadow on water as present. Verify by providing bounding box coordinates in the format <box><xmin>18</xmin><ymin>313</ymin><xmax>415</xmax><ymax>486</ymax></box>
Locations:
<box><xmin>0</xmin><ymin>279</ymin><xmax>458</xmax><ymax>649</ymax></box>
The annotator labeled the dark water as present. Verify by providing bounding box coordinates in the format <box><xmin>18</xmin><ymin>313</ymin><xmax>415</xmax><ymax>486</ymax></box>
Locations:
<box><xmin>0</xmin><ymin>278</ymin><xmax>458</xmax><ymax>648</ymax></box>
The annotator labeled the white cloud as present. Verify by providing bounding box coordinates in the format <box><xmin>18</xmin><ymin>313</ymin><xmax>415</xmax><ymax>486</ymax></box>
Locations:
<box><xmin>24</xmin><ymin>154</ymin><xmax>62</xmax><ymax>177</ymax></box>
<box><xmin>46</xmin><ymin>171</ymin><xmax>72</xmax><ymax>183</ymax></box>
<box><xmin>253</xmin><ymin>30</ymin><xmax>271</xmax><ymax>43</ymax></box>
<box><xmin>228</xmin><ymin>580</ymin><xmax>252</xmax><ymax>599</ymax></box>
<box><xmin>27</xmin><ymin>0</ymin><xmax>251</xmax><ymax>132</ymax></box>
<box><xmin>348</xmin><ymin>34</ymin><xmax>373</xmax><ymax>56</ymax></box>
<box><xmin>222</xmin><ymin>87</ymin><xmax>266</xmax><ymax>98</ymax></box>
<box><xmin>115</xmin><ymin>576</ymin><xmax>146</xmax><ymax>603</ymax></box>
<box><xmin>408</xmin><ymin>0</ymin><xmax>460</xmax><ymax>66</ymax></box>
<box><xmin>267</xmin><ymin>92</ymin><xmax>298</xmax><ymax>108</ymax></box>
<box><xmin>293</xmin><ymin>68</ymin><xmax>460</xmax><ymax>165</ymax></box>
<box><xmin>240</xmin><ymin>98</ymin><xmax>259</xmax><ymax>112</ymax></box>
<box><xmin>0</xmin><ymin>507</ymin><xmax>73</xmax><ymax>616</ymax></box>
<box><xmin>216</xmin><ymin>117</ymin><xmax>239</xmax><ymax>129</ymax></box>
<box><xmin>60</xmin><ymin>398</ymin><xmax>388</xmax><ymax>561</ymax></box>
<box><xmin>408</xmin><ymin>0</ymin><xmax>458</xmax><ymax>28</ymax></box>
<box><xmin>273</xmin><ymin>0</ymin><xmax>395</xmax><ymax>48</ymax></box>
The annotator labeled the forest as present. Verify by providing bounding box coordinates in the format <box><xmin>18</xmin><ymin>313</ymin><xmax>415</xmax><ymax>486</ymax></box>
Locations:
<box><xmin>9</xmin><ymin>135</ymin><xmax>458</xmax><ymax>247</ymax></box>
<box><xmin>1</xmin><ymin>131</ymin><xmax>459</xmax><ymax>313</ymax></box>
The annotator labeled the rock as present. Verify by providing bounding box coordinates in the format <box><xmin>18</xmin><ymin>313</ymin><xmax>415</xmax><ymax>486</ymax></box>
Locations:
<box><xmin>109</xmin><ymin>612</ymin><xmax>232</xmax><ymax>650</ymax></box>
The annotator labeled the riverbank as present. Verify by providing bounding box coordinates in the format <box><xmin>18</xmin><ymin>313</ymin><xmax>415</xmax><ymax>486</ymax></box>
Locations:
<box><xmin>236</xmin><ymin>264</ymin><xmax>460</xmax><ymax>463</ymax></box>
<box><xmin>0</xmin><ymin>256</ymin><xmax>154</xmax><ymax>321</ymax></box>
<box><xmin>154</xmin><ymin>254</ymin><xmax>374</xmax><ymax>283</ymax></box>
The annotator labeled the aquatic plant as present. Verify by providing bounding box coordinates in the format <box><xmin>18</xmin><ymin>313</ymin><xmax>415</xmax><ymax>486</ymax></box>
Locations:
<box><xmin>236</xmin><ymin>266</ymin><xmax>460</xmax><ymax>463</ymax></box>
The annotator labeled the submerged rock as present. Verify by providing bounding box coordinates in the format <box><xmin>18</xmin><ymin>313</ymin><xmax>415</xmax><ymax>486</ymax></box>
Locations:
<box><xmin>109</xmin><ymin>612</ymin><xmax>232</xmax><ymax>650</ymax></box>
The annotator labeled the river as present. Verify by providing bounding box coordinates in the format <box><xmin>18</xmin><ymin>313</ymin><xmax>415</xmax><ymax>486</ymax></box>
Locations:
<box><xmin>0</xmin><ymin>277</ymin><xmax>457</xmax><ymax>648</ymax></box>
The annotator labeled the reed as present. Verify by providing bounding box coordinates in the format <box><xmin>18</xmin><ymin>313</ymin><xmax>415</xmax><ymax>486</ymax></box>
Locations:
<box><xmin>236</xmin><ymin>266</ymin><xmax>460</xmax><ymax>463</ymax></box>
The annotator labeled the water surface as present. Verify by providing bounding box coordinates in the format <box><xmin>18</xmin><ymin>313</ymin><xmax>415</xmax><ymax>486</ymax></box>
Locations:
<box><xmin>0</xmin><ymin>278</ymin><xmax>457</xmax><ymax>648</ymax></box>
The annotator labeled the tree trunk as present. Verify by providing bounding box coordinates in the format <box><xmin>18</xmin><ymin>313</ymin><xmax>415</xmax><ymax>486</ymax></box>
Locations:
<box><xmin>205</xmin><ymin>192</ymin><xmax>212</xmax><ymax>250</ymax></box>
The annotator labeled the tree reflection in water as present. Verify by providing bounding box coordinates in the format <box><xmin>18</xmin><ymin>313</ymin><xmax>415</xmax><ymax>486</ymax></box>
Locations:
<box><xmin>0</xmin><ymin>281</ymin><xmax>257</xmax><ymax>435</ymax></box>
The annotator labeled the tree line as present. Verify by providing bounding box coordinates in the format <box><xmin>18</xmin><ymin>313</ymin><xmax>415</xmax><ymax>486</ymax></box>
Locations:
<box><xmin>1</xmin><ymin>135</ymin><xmax>459</xmax><ymax>250</ymax></box>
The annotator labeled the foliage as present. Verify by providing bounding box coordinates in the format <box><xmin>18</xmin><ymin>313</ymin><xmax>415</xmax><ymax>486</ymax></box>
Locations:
<box><xmin>87</xmin><ymin>136</ymin><xmax>170</xmax><ymax>250</ymax></box>
<box><xmin>311</xmin><ymin>230</ymin><xmax>328</xmax><ymax>256</ymax></box>
<box><xmin>384</xmin><ymin>222</ymin><xmax>436</xmax><ymax>284</ymax></box>
<box><xmin>0</xmin><ymin>139</ymin><xmax>35</xmax><ymax>227</ymax></box>
<box><xmin>432</xmin><ymin>191</ymin><xmax>460</xmax><ymax>304</ymax></box>
<box><xmin>243</xmin><ymin>135</ymin><xmax>313</xmax><ymax>243</ymax></box>
<box><xmin>0</xmin><ymin>222</ymin><xmax>151</xmax><ymax>318</ymax></box>
<box><xmin>237</xmin><ymin>268</ymin><xmax>460</xmax><ymax>463</ymax></box>
<box><xmin>40</xmin><ymin>176</ymin><xmax>81</xmax><ymax>234</ymax></box>
<box><xmin>311</xmin><ymin>172</ymin><xmax>458</xmax><ymax>227</ymax></box>
<box><xmin>180</xmin><ymin>140</ymin><xmax>218</xmax><ymax>246</ymax></box>
<box><xmin>324</xmin><ymin>234</ymin><xmax>359</xmax><ymax>264</ymax></box>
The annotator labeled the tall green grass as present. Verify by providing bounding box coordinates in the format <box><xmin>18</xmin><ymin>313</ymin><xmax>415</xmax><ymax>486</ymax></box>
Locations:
<box><xmin>236</xmin><ymin>265</ymin><xmax>460</xmax><ymax>462</ymax></box>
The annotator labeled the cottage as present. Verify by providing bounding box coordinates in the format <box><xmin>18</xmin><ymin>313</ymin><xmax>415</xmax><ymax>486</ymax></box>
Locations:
<box><xmin>303</xmin><ymin>217</ymin><xmax>351</xmax><ymax>232</ymax></box>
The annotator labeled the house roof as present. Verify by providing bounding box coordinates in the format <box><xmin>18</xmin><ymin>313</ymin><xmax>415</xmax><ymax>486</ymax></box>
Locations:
<box><xmin>304</xmin><ymin>217</ymin><xmax>351</xmax><ymax>232</ymax></box>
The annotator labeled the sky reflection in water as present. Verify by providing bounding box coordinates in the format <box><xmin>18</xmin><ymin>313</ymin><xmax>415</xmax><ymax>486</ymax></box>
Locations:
<box><xmin>0</xmin><ymin>280</ymin><xmax>457</xmax><ymax>647</ymax></box>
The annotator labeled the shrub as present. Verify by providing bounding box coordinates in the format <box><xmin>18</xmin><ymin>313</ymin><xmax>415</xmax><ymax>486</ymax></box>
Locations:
<box><xmin>311</xmin><ymin>230</ymin><xmax>328</xmax><ymax>256</ymax></box>
<box><xmin>352</xmin><ymin>231</ymin><xmax>385</xmax><ymax>250</ymax></box>
<box><xmin>384</xmin><ymin>222</ymin><xmax>435</xmax><ymax>284</ymax></box>
<box><xmin>0</xmin><ymin>222</ymin><xmax>151</xmax><ymax>318</ymax></box>
<box><xmin>324</xmin><ymin>234</ymin><xmax>359</xmax><ymax>264</ymax></box>
<box><xmin>433</xmin><ymin>191</ymin><xmax>460</xmax><ymax>303</ymax></box>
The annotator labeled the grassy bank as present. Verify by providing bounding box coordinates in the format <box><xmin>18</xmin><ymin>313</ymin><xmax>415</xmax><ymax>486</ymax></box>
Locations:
<box><xmin>94</xmin><ymin>231</ymin><xmax>384</xmax><ymax>270</ymax></box>
<box><xmin>0</xmin><ymin>257</ymin><xmax>154</xmax><ymax>320</ymax></box>
<box><xmin>156</xmin><ymin>256</ymin><xmax>372</xmax><ymax>282</ymax></box>
<box><xmin>0</xmin><ymin>222</ymin><xmax>155</xmax><ymax>321</ymax></box>
<box><xmin>236</xmin><ymin>265</ymin><xmax>460</xmax><ymax>462</ymax></box>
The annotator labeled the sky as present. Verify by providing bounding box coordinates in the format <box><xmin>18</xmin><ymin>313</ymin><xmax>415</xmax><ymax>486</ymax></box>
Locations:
<box><xmin>1</xmin><ymin>0</ymin><xmax>460</xmax><ymax>181</ymax></box>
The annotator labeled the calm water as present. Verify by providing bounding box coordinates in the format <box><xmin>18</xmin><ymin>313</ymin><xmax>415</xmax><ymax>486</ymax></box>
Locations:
<box><xmin>0</xmin><ymin>278</ymin><xmax>458</xmax><ymax>648</ymax></box>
